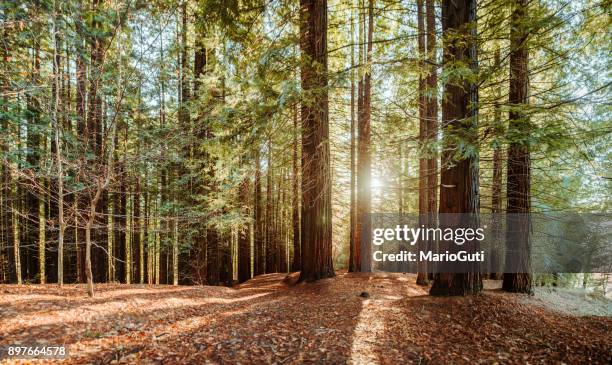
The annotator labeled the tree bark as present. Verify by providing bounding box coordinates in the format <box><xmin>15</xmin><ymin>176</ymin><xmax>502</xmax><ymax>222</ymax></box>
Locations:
<box><xmin>425</xmin><ymin>0</ymin><xmax>439</xmax><ymax>282</ymax></box>
<box><xmin>53</xmin><ymin>0</ymin><xmax>65</xmax><ymax>285</ymax></box>
<box><xmin>503</xmin><ymin>0</ymin><xmax>532</xmax><ymax>294</ymax></box>
<box><xmin>291</xmin><ymin>103</ymin><xmax>301</xmax><ymax>272</ymax></box>
<box><xmin>430</xmin><ymin>0</ymin><xmax>482</xmax><ymax>296</ymax></box>
<box><xmin>298</xmin><ymin>0</ymin><xmax>334</xmax><ymax>282</ymax></box>
<box><xmin>354</xmin><ymin>0</ymin><xmax>373</xmax><ymax>273</ymax></box>
<box><xmin>75</xmin><ymin>0</ymin><xmax>87</xmax><ymax>284</ymax></box>
<box><xmin>416</xmin><ymin>0</ymin><xmax>429</xmax><ymax>286</ymax></box>
<box><xmin>348</xmin><ymin>4</ymin><xmax>357</xmax><ymax>273</ymax></box>
<box><xmin>489</xmin><ymin>46</ymin><xmax>503</xmax><ymax>280</ymax></box>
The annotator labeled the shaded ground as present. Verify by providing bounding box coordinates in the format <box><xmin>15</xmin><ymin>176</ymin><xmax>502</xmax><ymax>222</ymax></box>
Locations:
<box><xmin>1</xmin><ymin>273</ymin><xmax>610</xmax><ymax>364</ymax></box>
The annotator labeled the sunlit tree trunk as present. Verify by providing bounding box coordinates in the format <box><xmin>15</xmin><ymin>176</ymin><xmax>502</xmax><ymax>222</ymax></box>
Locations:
<box><xmin>354</xmin><ymin>0</ymin><xmax>373</xmax><ymax>273</ymax></box>
<box><xmin>348</xmin><ymin>3</ymin><xmax>357</xmax><ymax>273</ymax></box>
<box><xmin>352</xmin><ymin>0</ymin><xmax>364</xmax><ymax>272</ymax></box>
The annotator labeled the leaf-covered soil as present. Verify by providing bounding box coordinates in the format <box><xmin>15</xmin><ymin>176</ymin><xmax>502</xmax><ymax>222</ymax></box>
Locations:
<box><xmin>1</xmin><ymin>272</ymin><xmax>610</xmax><ymax>364</ymax></box>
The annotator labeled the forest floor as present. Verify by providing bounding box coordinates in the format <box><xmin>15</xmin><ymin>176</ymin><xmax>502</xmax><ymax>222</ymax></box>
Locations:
<box><xmin>1</xmin><ymin>272</ymin><xmax>611</xmax><ymax>365</ymax></box>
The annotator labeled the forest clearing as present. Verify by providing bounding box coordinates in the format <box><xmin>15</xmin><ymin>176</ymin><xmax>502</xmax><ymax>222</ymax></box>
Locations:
<box><xmin>1</xmin><ymin>0</ymin><xmax>611</xmax><ymax>363</ymax></box>
<box><xmin>1</xmin><ymin>273</ymin><xmax>611</xmax><ymax>364</ymax></box>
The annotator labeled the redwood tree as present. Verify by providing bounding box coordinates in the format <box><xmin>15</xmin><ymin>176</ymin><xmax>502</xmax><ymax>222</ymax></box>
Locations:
<box><xmin>429</xmin><ymin>0</ymin><xmax>482</xmax><ymax>296</ymax></box>
<box><xmin>503</xmin><ymin>0</ymin><xmax>532</xmax><ymax>294</ymax></box>
<box><xmin>298</xmin><ymin>0</ymin><xmax>334</xmax><ymax>282</ymax></box>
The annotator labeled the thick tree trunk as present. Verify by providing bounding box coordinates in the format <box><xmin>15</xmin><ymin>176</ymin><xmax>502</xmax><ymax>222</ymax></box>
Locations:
<box><xmin>430</xmin><ymin>0</ymin><xmax>482</xmax><ymax>296</ymax></box>
<box><xmin>298</xmin><ymin>0</ymin><xmax>334</xmax><ymax>282</ymax></box>
<box><xmin>503</xmin><ymin>0</ymin><xmax>532</xmax><ymax>294</ymax></box>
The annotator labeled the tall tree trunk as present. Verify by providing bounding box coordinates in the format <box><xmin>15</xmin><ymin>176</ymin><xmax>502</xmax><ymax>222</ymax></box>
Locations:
<box><xmin>275</xmin><ymin>170</ymin><xmax>285</xmax><ymax>272</ymax></box>
<box><xmin>502</xmin><ymin>0</ymin><xmax>532</xmax><ymax>294</ymax></box>
<box><xmin>425</xmin><ymin>0</ymin><xmax>439</xmax><ymax>283</ymax></box>
<box><xmin>298</xmin><ymin>0</ymin><xmax>334</xmax><ymax>282</ymax></box>
<box><xmin>430</xmin><ymin>0</ymin><xmax>482</xmax><ymax>296</ymax></box>
<box><xmin>416</xmin><ymin>0</ymin><xmax>429</xmax><ymax>285</ymax></box>
<box><xmin>348</xmin><ymin>4</ymin><xmax>357</xmax><ymax>273</ymax></box>
<box><xmin>26</xmin><ymin>18</ymin><xmax>42</xmax><ymax>283</ymax></box>
<box><xmin>86</xmin><ymin>0</ymin><xmax>108</xmax><ymax>286</ymax></box>
<box><xmin>0</xmin><ymin>24</ymin><xmax>11</xmax><ymax>284</ymax></box>
<box><xmin>75</xmin><ymin>0</ymin><xmax>87</xmax><ymax>284</ymax></box>
<box><xmin>265</xmin><ymin>140</ymin><xmax>274</xmax><ymax>273</ymax></box>
<box><xmin>352</xmin><ymin>0</ymin><xmax>364</xmax><ymax>272</ymax></box>
<box><xmin>291</xmin><ymin>104</ymin><xmax>301</xmax><ymax>272</ymax></box>
<box><xmin>278</xmin><ymin>171</ymin><xmax>287</xmax><ymax>272</ymax></box>
<box><xmin>489</xmin><ymin>46</ymin><xmax>503</xmax><ymax>280</ymax></box>
<box><xmin>425</xmin><ymin>0</ymin><xmax>438</xmax><ymax>214</ymax></box>
<box><xmin>177</xmin><ymin>0</ymin><xmax>190</xmax><ymax>284</ymax></box>
<box><xmin>53</xmin><ymin>0</ymin><xmax>66</xmax><ymax>285</ymax></box>
<box><xmin>353</xmin><ymin>0</ymin><xmax>373</xmax><ymax>273</ymax></box>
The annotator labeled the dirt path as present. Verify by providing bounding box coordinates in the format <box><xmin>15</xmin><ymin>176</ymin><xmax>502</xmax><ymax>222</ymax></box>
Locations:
<box><xmin>1</xmin><ymin>273</ymin><xmax>610</xmax><ymax>364</ymax></box>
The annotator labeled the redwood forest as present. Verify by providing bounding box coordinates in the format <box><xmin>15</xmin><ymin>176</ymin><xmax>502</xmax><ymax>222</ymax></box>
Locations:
<box><xmin>0</xmin><ymin>0</ymin><xmax>611</xmax><ymax>363</ymax></box>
